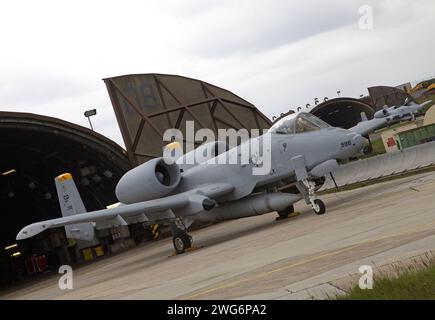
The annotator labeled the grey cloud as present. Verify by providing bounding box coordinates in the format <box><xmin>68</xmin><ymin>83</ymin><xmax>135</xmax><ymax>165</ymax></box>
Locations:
<box><xmin>0</xmin><ymin>73</ymin><xmax>97</xmax><ymax>107</ymax></box>
<box><xmin>1</xmin><ymin>0</ymin><xmax>434</xmax><ymax>148</ymax></box>
<box><xmin>177</xmin><ymin>0</ymin><xmax>388</xmax><ymax>57</ymax></box>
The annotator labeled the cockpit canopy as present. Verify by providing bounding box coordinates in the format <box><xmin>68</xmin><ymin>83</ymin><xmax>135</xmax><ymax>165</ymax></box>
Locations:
<box><xmin>269</xmin><ymin>112</ymin><xmax>331</xmax><ymax>134</ymax></box>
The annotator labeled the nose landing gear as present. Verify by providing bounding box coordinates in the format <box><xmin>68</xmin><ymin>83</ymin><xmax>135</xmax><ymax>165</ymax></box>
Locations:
<box><xmin>291</xmin><ymin>155</ymin><xmax>327</xmax><ymax>216</ymax></box>
<box><xmin>311</xmin><ymin>198</ymin><xmax>326</xmax><ymax>215</ymax></box>
<box><xmin>296</xmin><ymin>179</ymin><xmax>326</xmax><ymax>215</ymax></box>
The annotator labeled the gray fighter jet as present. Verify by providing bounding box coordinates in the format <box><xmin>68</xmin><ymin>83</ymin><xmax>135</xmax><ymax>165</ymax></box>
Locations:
<box><xmin>17</xmin><ymin>112</ymin><xmax>365</xmax><ymax>254</ymax></box>
<box><xmin>374</xmin><ymin>98</ymin><xmax>432</xmax><ymax>122</ymax></box>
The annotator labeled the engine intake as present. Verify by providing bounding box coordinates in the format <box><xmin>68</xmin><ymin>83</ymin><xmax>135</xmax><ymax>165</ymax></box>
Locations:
<box><xmin>115</xmin><ymin>158</ymin><xmax>181</xmax><ymax>204</ymax></box>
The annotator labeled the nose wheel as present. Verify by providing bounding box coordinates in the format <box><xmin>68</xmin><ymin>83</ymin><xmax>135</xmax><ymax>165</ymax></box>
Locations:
<box><xmin>311</xmin><ymin>199</ymin><xmax>326</xmax><ymax>215</ymax></box>
<box><xmin>296</xmin><ymin>179</ymin><xmax>327</xmax><ymax>216</ymax></box>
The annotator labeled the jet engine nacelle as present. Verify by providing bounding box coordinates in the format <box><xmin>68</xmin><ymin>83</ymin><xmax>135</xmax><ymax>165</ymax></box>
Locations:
<box><xmin>374</xmin><ymin>108</ymin><xmax>390</xmax><ymax>118</ymax></box>
<box><xmin>115</xmin><ymin>157</ymin><xmax>181</xmax><ymax>204</ymax></box>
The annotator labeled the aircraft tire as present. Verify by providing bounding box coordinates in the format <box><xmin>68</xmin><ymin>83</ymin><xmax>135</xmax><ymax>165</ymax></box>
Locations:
<box><xmin>312</xmin><ymin>199</ymin><xmax>326</xmax><ymax>215</ymax></box>
<box><xmin>277</xmin><ymin>205</ymin><xmax>295</xmax><ymax>219</ymax></box>
<box><xmin>173</xmin><ymin>232</ymin><xmax>192</xmax><ymax>254</ymax></box>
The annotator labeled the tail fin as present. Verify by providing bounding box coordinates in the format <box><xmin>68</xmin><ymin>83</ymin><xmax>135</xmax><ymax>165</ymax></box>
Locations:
<box><xmin>55</xmin><ymin>173</ymin><xmax>87</xmax><ymax>216</ymax></box>
<box><xmin>55</xmin><ymin>173</ymin><xmax>96</xmax><ymax>243</ymax></box>
<box><xmin>162</xmin><ymin>141</ymin><xmax>183</xmax><ymax>162</ymax></box>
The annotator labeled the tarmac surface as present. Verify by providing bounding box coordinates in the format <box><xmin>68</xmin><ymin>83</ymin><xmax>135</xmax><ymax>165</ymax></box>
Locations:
<box><xmin>2</xmin><ymin>171</ymin><xmax>435</xmax><ymax>300</ymax></box>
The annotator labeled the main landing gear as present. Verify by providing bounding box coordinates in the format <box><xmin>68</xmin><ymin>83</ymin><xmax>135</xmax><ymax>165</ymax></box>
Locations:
<box><xmin>296</xmin><ymin>179</ymin><xmax>326</xmax><ymax>215</ymax></box>
<box><xmin>170</xmin><ymin>218</ymin><xmax>193</xmax><ymax>254</ymax></box>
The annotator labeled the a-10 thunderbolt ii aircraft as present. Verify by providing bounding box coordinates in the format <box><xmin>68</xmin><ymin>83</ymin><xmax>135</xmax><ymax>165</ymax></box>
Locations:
<box><xmin>17</xmin><ymin>112</ymin><xmax>366</xmax><ymax>254</ymax></box>
<box><xmin>348</xmin><ymin>98</ymin><xmax>433</xmax><ymax>138</ymax></box>
<box><xmin>374</xmin><ymin>98</ymin><xmax>432</xmax><ymax>122</ymax></box>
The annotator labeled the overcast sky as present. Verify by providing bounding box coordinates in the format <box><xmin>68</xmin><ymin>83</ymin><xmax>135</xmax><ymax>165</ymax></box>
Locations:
<box><xmin>1</xmin><ymin>0</ymin><xmax>434</xmax><ymax>147</ymax></box>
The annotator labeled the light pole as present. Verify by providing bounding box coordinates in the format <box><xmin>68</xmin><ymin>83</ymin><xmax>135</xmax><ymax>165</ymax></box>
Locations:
<box><xmin>84</xmin><ymin>109</ymin><xmax>97</xmax><ymax>131</ymax></box>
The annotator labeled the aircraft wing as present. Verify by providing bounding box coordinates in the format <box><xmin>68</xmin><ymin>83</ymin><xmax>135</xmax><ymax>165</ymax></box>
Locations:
<box><xmin>16</xmin><ymin>183</ymin><xmax>234</xmax><ymax>240</ymax></box>
<box><xmin>349</xmin><ymin>117</ymin><xmax>388</xmax><ymax>137</ymax></box>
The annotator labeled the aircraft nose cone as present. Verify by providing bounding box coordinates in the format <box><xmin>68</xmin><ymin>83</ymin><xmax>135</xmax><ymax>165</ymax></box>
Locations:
<box><xmin>16</xmin><ymin>227</ymin><xmax>30</xmax><ymax>240</ymax></box>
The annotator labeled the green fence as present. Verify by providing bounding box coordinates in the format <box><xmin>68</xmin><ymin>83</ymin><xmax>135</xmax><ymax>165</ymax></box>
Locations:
<box><xmin>397</xmin><ymin>123</ymin><xmax>435</xmax><ymax>149</ymax></box>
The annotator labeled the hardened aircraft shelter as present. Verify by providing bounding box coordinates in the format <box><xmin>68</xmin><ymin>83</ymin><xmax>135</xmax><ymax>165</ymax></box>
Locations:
<box><xmin>104</xmin><ymin>74</ymin><xmax>272</xmax><ymax>165</ymax></box>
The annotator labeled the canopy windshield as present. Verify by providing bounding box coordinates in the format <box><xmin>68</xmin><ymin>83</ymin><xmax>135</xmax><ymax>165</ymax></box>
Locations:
<box><xmin>269</xmin><ymin>112</ymin><xmax>330</xmax><ymax>134</ymax></box>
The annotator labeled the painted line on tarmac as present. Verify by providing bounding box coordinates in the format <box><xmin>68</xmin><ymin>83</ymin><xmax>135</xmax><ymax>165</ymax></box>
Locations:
<box><xmin>184</xmin><ymin>220</ymin><xmax>435</xmax><ymax>299</ymax></box>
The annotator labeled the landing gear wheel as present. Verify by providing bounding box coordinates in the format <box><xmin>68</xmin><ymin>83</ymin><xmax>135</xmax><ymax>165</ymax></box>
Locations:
<box><xmin>277</xmin><ymin>205</ymin><xmax>295</xmax><ymax>219</ymax></box>
<box><xmin>312</xmin><ymin>199</ymin><xmax>326</xmax><ymax>215</ymax></box>
<box><xmin>172</xmin><ymin>232</ymin><xmax>193</xmax><ymax>254</ymax></box>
